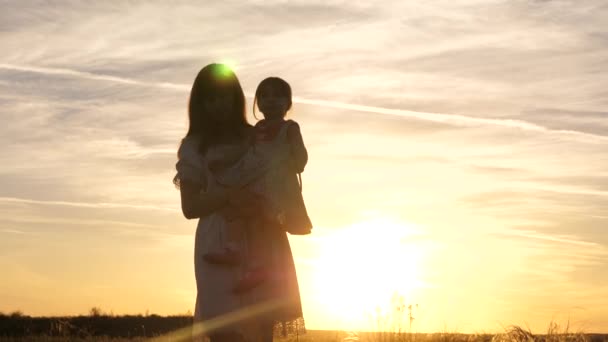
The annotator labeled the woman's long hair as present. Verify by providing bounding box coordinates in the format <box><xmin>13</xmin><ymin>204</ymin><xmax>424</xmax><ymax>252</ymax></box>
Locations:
<box><xmin>185</xmin><ymin>63</ymin><xmax>248</xmax><ymax>153</ymax></box>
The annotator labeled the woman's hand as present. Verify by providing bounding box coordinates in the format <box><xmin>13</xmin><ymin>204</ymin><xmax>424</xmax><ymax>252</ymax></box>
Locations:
<box><xmin>180</xmin><ymin>181</ymin><xmax>232</xmax><ymax>220</ymax></box>
<box><xmin>226</xmin><ymin>187</ymin><xmax>264</xmax><ymax>217</ymax></box>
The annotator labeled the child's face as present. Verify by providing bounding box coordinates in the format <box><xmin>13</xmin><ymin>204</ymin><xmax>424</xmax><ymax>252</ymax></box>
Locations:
<box><xmin>257</xmin><ymin>85</ymin><xmax>289</xmax><ymax>120</ymax></box>
<box><xmin>204</xmin><ymin>93</ymin><xmax>235</xmax><ymax>123</ymax></box>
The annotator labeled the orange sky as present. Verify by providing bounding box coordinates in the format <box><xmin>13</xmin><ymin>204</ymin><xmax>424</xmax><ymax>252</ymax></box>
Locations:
<box><xmin>1</xmin><ymin>0</ymin><xmax>608</xmax><ymax>334</ymax></box>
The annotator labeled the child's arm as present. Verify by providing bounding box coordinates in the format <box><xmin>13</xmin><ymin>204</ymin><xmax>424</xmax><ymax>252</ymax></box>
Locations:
<box><xmin>287</xmin><ymin>121</ymin><xmax>308</xmax><ymax>173</ymax></box>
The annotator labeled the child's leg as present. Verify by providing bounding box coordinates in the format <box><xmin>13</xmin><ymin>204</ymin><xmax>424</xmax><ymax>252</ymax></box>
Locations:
<box><xmin>224</xmin><ymin>217</ymin><xmax>244</xmax><ymax>251</ymax></box>
<box><xmin>232</xmin><ymin>218</ymin><xmax>272</xmax><ymax>294</ymax></box>
<box><xmin>203</xmin><ymin>216</ymin><xmax>244</xmax><ymax>266</ymax></box>
<box><xmin>246</xmin><ymin>218</ymin><xmax>272</xmax><ymax>267</ymax></box>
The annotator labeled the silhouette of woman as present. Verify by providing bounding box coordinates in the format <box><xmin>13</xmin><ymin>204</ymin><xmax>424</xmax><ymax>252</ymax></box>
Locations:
<box><xmin>175</xmin><ymin>64</ymin><xmax>304</xmax><ymax>342</ymax></box>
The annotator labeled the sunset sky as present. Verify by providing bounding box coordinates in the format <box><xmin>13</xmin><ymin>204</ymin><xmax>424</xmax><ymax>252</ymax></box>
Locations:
<box><xmin>1</xmin><ymin>0</ymin><xmax>607</xmax><ymax>334</ymax></box>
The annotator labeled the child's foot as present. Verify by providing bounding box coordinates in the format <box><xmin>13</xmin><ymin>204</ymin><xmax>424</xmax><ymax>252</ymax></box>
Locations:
<box><xmin>203</xmin><ymin>248</ymin><xmax>241</xmax><ymax>266</ymax></box>
<box><xmin>232</xmin><ymin>267</ymin><xmax>269</xmax><ymax>294</ymax></box>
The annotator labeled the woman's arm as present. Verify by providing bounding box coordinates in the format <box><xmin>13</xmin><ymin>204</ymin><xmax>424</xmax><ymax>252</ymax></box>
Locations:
<box><xmin>179</xmin><ymin>179</ymin><xmax>230</xmax><ymax>219</ymax></box>
<box><xmin>179</xmin><ymin>126</ymin><xmax>262</xmax><ymax>220</ymax></box>
<box><xmin>287</xmin><ymin>122</ymin><xmax>308</xmax><ymax>173</ymax></box>
<box><xmin>180</xmin><ymin>180</ymin><xmax>261</xmax><ymax>220</ymax></box>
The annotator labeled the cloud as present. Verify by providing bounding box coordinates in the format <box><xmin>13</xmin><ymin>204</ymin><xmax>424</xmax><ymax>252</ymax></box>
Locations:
<box><xmin>0</xmin><ymin>228</ymin><xmax>33</xmax><ymax>235</ymax></box>
<box><xmin>0</xmin><ymin>63</ymin><xmax>189</xmax><ymax>91</ymax></box>
<box><xmin>494</xmin><ymin>228</ymin><xmax>601</xmax><ymax>247</ymax></box>
<box><xmin>0</xmin><ymin>196</ymin><xmax>178</xmax><ymax>212</ymax></box>
<box><xmin>1</xmin><ymin>1</ymin><xmax>608</xmax><ymax>329</ymax></box>
<box><xmin>295</xmin><ymin>97</ymin><xmax>608</xmax><ymax>143</ymax></box>
<box><xmin>3</xmin><ymin>62</ymin><xmax>607</xmax><ymax>144</ymax></box>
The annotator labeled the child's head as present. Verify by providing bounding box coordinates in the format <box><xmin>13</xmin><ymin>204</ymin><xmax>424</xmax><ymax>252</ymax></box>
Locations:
<box><xmin>254</xmin><ymin>77</ymin><xmax>292</xmax><ymax>120</ymax></box>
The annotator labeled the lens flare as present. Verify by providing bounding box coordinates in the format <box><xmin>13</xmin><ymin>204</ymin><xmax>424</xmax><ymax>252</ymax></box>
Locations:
<box><xmin>214</xmin><ymin>60</ymin><xmax>237</xmax><ymax>76</ymax></box>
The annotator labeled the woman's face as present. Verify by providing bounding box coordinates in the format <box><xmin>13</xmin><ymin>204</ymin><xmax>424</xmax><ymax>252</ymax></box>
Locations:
<box><xmin>257</xmin><ymin>85</ymin><xmax>289</xmax><ymax>120</ymax></box>
<box><xmin>203</xmin><ymin>93</ymin><xmax>235</xmax><ymax>123</ymax></box>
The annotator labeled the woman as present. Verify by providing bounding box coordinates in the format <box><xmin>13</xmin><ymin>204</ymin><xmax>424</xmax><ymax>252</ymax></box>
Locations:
<box><xmin>174</xmin><ymin>63</ymin><xmax>304</xmax><ymax>342</ymax></box>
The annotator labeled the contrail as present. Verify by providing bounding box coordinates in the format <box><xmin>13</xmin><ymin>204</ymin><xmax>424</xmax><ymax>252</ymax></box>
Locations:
<box><xmin>290</xmin><ymin>97</ymin><xmax>608</xmax><ymax>144</ymax></box>
<box><xmin>510</xmin><ymin>182</ymin><xmax>608</xmax><ymax>198</ymax></box>
<box><xmin>0</xmin><ymin>63</ymin><xmax>189</xmax><ymax>91</ymax></box>
<box><xmin>0</xmin><ymin>196</ymin><xmax>180</xmax><ymax>212</ymax></box>
<box><xmin>496</xmin><ymin>229</ymin><xmax>600</xmax><ymax>247</ymax></box>
<box><xmin>1</xmin><ymin>214</ymin><xmax>166</xmax><ymax>230</ymax></box>
<box><xmin>0</xmin><ymin>228</ymin><xmax>32</xmax><ymax>235</ymax></box>
<box><xmin>2</xmin><ymin>62</ymin><xmax>607</xmax><ymax>143</ymax></box>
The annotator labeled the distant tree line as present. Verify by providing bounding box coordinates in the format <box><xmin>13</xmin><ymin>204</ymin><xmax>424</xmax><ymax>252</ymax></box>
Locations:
<box><xmin>0</xmin><ymin>310</ymin><xmax>192</xmax><ymax>338</ymax></box>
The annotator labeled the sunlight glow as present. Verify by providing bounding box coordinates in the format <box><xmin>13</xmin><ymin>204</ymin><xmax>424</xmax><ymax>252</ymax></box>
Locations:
<box><xmin>218</xmin><ymin>59</ymin><xmax>238</xmax><ymax>72</ymax></box>
<box><xmin>310</xmin><ymin>217</ymin><xmax>428</xmax><ymax>329</ymax></box>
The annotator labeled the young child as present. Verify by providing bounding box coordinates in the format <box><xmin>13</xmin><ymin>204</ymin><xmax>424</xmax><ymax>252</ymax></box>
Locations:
<box><xmin>203</xmin><ymin>77</ymin><xmax>312</xmax><ymax>293</ymax></box>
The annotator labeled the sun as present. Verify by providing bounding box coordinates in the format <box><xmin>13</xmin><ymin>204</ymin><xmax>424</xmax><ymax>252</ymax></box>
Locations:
<box><xmin>309</xmin><ymin>217</ymin><xmax>427</xmax><ymax>329</ymax></box>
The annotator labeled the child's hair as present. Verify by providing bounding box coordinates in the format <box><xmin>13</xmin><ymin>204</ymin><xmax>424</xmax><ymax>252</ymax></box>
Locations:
<box><xmin>253</xmin><ymin>77</ymin><xmax>293</xmax><ymax>120</ymax></box>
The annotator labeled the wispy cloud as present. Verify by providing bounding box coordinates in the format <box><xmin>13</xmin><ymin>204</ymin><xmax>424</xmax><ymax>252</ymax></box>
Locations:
<box><xmin>0</xmin><ymin>228</ymin><xmax>33</xmax><ymax>235</ymax></box>
<box><xmin>494</xmin><ymin>228</ymin><xmax>601</xmax><ymax>247</ymax></box>
<box><xmin>3</xmin><ymin>62</ymin><xmax>607</xmax><ymax>144</ymax></box>
<box><xmin>293</xmin><ymin>97</ymin><xmax>608</xmax><ymax>143</ymax></box>
<box><xmin>1</xmin><ymin>0</ymin><xmax>608</xmax><ymax>332</ymax></box>
<box><xmin>0</xmin><ymin>196</ymin><xmax>179</xmax><ymax>212</ymax></box>
<box><xmin>0</xmin><ymin>63</ymin><xmax>189</xmax><ymax>91</ymax></box>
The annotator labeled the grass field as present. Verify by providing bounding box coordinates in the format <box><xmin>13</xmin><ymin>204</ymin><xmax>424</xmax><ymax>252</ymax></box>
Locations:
<box><xmin>0</xmin><ymin>327</ymin><xmax>607</xmax><ymax>342</ymax></box>
<box><xmin>1</xmin><ymin>312</ymin><xmax>606</xmax><ymax>342</ymax></box>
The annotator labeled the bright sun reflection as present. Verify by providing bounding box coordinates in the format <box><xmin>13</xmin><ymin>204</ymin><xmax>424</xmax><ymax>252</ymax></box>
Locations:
<box><xmin>311</xmin><ymin>217</ymin><xmax>428</xmax><ymax>329</ymax></box>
